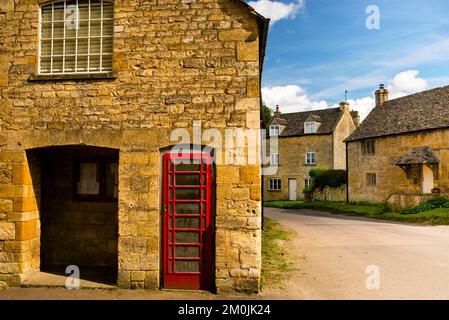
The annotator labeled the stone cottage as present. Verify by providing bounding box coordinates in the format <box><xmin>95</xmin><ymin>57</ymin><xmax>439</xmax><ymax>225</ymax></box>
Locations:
<box><xmin>346</xmin><ymin>84</ymin><xmax>449</xmax><ymax>209</ymax></box>
<box><xmin>263</xmin><ymin>103</ymin><xmax>358</xmax><ymax>201</ymax></box>
<box><xmin>0</xmin><ymin>0</ymin><xmax>269</xmax><ymax>292</ymax></box>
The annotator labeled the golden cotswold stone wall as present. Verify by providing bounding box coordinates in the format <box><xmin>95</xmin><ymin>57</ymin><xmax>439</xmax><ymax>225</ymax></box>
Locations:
<box><xmin>347</xmin><ymin>129</ymin><xmax>449</xmax><ymax>204</ymax></box>
<box><xmin>263</xmin><ymin>134</ymin><xmax>334</xmax><ymax>201</ymax></box>
<box><xmin>312</xmin><ymin>185</ymin><xmax>346</xmax><ymax>202</ymax></box>
<box><xmin>333</xmin><ymin>109</ymin><xmax>356</xmax><ymax>170</ymax></box>
<box><xmin>0</xmin><ymin>0</ymin><xmax>264</xmax><ymax>292</ymax></box>
<box><xmin>263</xmin><ymin>108</ymin><xmax>356</xmax><ymax>201</ymax></box>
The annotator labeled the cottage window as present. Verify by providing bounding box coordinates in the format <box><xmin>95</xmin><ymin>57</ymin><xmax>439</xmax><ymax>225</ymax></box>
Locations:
<box><xmin>366</xmin><ymin>173</ymin><xmax>377</xmax><ymax>187</ymax></box>
<box><xmin>270</xmin><ymin>125</ymin><xmax>280</xmax><ymax>137</ymax></box>
<box><xmin>76</xmin><ymin>159</ymin><xmax>118</xmax><ymax>200</ymax></box>
<box><xmin>304</xmin><ymin>122</ymin><xmax>317</xmax><ymax>134</ymax></box>
<box><xmin>305</xmin><ymin>178</ymin><xmax>313</xmax><ymax>188</ymax></box>
<box><xmin>39</xmin><ymin>0</ymin><xmax>114</xmax><ymax>74</ymax></box>
<box><xmin>361</xmin><ymin>139</ymin><xmax>375</xmax><ymax>155</ymax></box>
<box><xmin>271</xmin><ymin>153</ymin><xmax>280</xmax><ymax>165</ymax></box>
<box><xmin>305</xmin><ymin>152</ymin><xmax>316</xmax><ymax>165</ymax></box>
<box><xmin>269</xmin><ymin>178</ymin><xmax>282</xmax><ymax>191</ymax></box>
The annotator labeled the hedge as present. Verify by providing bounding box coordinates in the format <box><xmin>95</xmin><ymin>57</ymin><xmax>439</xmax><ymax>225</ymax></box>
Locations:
<box><xmin>312</xmin><ymin>169</ymin><xmax>347</xmax><ymax>191</ymax></box>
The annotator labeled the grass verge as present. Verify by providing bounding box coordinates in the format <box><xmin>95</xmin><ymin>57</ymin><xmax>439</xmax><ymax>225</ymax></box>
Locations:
<box><xmin>264</xmin><ymin>200</ymin><xmax>449</xmax><ymax>225</ymax></box>
<box><xmin>261</xmin><ymin>217</ymin><xmax>295</xmax><ymax>289</ymax></box>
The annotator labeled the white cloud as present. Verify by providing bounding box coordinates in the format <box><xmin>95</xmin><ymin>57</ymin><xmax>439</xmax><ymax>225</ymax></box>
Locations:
<box><xmin>262</xmin><ymin>70</ymin><xmax>430</xmax><ymax>121</ymax></box>
<box><xmin>248</xmin><ymin>0</ymin><xmax>304</xmax><ymax>24</ymax></box>
<box><xmin>262</xmin><ymin>85</ymin><xmax>329</xmax><ymax>113</ymax></box>
<box><xmin>334</xmin><ymin>97</ymin><xmax>375</xmax><ymax>122</ymax></box>
<box><xmin>387</xmin><ymin>70</ymin><xmax>428</xmax><ymax>99</ymax></box>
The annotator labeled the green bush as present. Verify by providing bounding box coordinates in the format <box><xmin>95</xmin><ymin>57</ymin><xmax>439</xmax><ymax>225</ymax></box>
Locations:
<box><xmin>427</xmin><ymin>196</ymin><xmax>449</xmax><ymax>207</ymax></box>
<box><xmin>312</xmin><ymin>169</ymin><xmax>347</xmax><ymax>191</ymax></box>
<box><xmin>303</xmin><ymin>186</ymin><xmax>313</xmax><ymax>202</ymax></box>
<box><xmin>308</xmin><ymin>167</ymin><xmax>328</xmax><ymax>178</ymax></box>
<box><xmin>379</xmin><ymin>203</ymin><xmax>391</xmax><ymax>214</ymax></box>
<box><xmin>401</xmin><ymin>196</ymin><xmax>449</xmax><ymax>215</ymax></box>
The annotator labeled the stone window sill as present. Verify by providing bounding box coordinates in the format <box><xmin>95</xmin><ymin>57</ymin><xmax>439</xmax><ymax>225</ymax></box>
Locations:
<box><xmin>304</xmin><ymin>163</ymin><xmax>317</xmax><ymax>166</ymax></box>
<box><xmin>29</xmin><ymin>72</ymin><xmax>116</xmax><ymax>82</ymax></box>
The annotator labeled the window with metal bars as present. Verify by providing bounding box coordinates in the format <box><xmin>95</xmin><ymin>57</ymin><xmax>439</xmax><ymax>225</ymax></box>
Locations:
<box><xmin>39</xmin><ymin>0</ymin><xmax>113</xmax><ymax>74</ymax></box>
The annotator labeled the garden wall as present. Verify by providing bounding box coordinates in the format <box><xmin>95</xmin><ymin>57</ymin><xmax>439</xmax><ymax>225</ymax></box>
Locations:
<box><xmin>312</xmin><ymin>185</ymin><xmax>346</xmax><ymax>202</ymax></box>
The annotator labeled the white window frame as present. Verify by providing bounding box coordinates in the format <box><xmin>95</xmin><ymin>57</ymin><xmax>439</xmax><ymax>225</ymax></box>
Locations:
<box><xmin>305</xmin><ymin>152</ymin><xmax>316</xmax><ymax>165</ymax></box>
<box><xmin>304</xmin><ymin>122</ymin><xmax>317</xmax><ymax>134</ymax></box>
<box><xmin>38</xmin><ymin>0</ymin><xmax>114</xmax><ymax>75</ymax></box>
<box><xmin>269</xmin><ymin>178</ymin><xmax>282</xmax><ymax>191</ymax></box>
<box><xmin>269</xmin><ymin>125</ymin><xmax>280</xmax><ymax>137</ymax></box>
<box><xmin>304</xmin><ymin>178</ymin><xmax>313</xmax><ymax>188</ymax></box>
<box><xmin>271</xmin><ymin>153</ymin><xmax>280</xmax><ymax>165</ymax></box>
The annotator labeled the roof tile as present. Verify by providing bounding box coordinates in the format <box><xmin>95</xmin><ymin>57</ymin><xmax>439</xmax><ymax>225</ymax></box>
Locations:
<box><xmin>346</xmin><ymin>85</ymin><xmax>449</xmax><ymax>141</ymax></box>
<box><xmin>270</xmin><ymin>107</ymin><xmax>343</xmax><ymax>137</ymax></box>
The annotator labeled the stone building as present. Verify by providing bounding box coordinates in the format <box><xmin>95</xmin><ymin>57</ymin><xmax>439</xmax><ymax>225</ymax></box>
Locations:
<box><xmin>263</xmin><ymin>103</ymin><xmax>358</xmax><ymax>201</ymax></box>
<box><xmin>0</xmin><ymin>0</ymin><xmax>269</xmax><ymax>292</ymax></box>
<box><xmin>346</xmin><ymin>85</ymin><xmax>449</xmax><ymax>210</ymax></box>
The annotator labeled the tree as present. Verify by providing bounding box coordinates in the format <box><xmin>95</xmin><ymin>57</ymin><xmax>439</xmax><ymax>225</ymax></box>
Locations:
<box><xmin>262</xmin><ymin>102</ymin><xmax>274</xmax><ymax>125</ymax></box>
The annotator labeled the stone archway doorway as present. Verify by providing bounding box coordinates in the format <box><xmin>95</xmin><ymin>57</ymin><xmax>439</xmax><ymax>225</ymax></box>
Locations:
<box><xmin>24</xmin><ymin>146</ymin><xmax>119</xmax><ymax>287</ymax></box>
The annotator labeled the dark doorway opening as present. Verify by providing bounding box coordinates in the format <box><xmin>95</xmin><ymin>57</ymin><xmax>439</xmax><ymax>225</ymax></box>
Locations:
<box><xmin>29</xmin><ymin>146</ymin><xmax>119</xmax><ymax>286</ymax></box>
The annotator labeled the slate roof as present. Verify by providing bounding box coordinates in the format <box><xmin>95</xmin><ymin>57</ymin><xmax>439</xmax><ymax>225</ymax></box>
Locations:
<box><xmin>346</xmin><ymin>85</ymin><xmax>449</xmax><ymax>142</ymax></box>
<box><xmin>307</xmin><ymin>114</ymin><xmax>322</xmax><ymax>122</ymax></box>
<box><xmin>272</xmin><ymin>117</ymin><xmax>288</xmax><ymax>126</ymax></box>
<box><xmin>394</xmin><ymin>147</ymin><xmax>439</xmax><ymax>165</ymax></box>
<box><xmin>270</xmin><ymin>107</ymin><xmax>343</xmax><ymax>137</ymax></box>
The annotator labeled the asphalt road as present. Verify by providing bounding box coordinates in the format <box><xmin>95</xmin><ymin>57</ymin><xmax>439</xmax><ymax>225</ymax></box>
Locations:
<box><xmin>1</xmin><ymin>208</ymin><xmax>449</xmax><ymax>300</ymax></box>
<box><xmin>261</xmin><ymin>207</ymin><xmax>449</xmax><ymax>300</ymax></box>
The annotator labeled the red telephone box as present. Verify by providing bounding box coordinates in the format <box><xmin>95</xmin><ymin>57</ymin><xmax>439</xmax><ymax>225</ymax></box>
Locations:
<box><xmin>162</xmin><ymin>152</ymin><xmax>214</xmax><ymax>290</ymax></box>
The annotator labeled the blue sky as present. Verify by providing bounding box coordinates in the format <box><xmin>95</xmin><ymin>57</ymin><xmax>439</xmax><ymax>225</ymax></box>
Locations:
<box><xmin>247</xmin><ymin>0</ymin><xmax>449</xmax><ymax>118</ymax></box>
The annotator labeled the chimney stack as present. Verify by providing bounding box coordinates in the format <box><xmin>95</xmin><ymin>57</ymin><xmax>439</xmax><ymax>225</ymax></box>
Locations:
<box><xmin>339</xmin><ymin>101</ymin><xmax>349</xmax><ymax>112</ymax></box>
<box><xmin>274</xmin><ymin>105</ymin><xmax>281</xmax><ymax>117</ymax></box>
<box><xmin>375</xmin><ymin>84</ymin><xmax>389</xmax><ymax>106</ymax></box>
<box><xmin>350</xmin><ymin>110</ymin><xmax>360</xmax><ymax>128</ymax></box>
